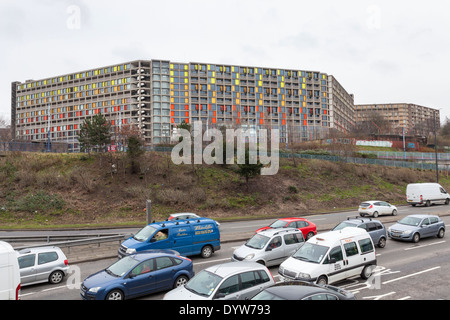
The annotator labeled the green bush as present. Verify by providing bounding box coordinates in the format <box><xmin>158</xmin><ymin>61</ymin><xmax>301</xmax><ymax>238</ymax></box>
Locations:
<box><xmin>11</xmin><ymin>191</ymin><xmax>66</xmax><ymax>213</ymax></box>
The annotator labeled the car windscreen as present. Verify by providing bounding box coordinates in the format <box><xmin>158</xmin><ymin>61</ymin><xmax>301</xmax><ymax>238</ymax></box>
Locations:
<box><xmin>246</xmin><ymin>234</ymin><xmax>270</xmax><ymax>249</ymax></box>
<box><xmin>185</xmin><ymin>270</ymin><xmax>223</xmax><ymax>297</ymax></box>
<box><xmin>332</xmin><ymin>221</ymin><xmax>356</xmax><ymax>231</ymax></box>
<box><xmin>106</xmin><ymin>256</ymin><xmax>139</xmax><ymax>277</ymax></box>
<box><xmin>398</xmin><ymin>216</ymin><xmax>422</xmax><ymax>227</ymax></box>
<box><xmin>292</xmin><ymin>242</ymin><xmax>329</xmax><ymax>264</ymax></box>
<box><xmin>133</xmin><ymin>225</ymin><xmax>158</xmax><ymax>242</ymax></box>
<box><xmin>269</xmin><ymin>220</ymin><xmax>287</xmax><ymax>228</ymax></box>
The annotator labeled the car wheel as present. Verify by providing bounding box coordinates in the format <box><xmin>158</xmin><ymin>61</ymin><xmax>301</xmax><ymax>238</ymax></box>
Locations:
<box><xmin>306</xmin><ymin>232</ymin><xmax>315</xmax><ymax>240</ymax></box>
<box><xmin>174</xmin><ymin>275</ymin><xmax>189</xmax><ymax>289</ymax></box>
<box><xmin>437</xmin><ymin>228</ymin><xmax>445</xmax><ymax>238</ymax></box>
<box><xmin>201</xmin><ymin>245</ymin><xmax>213</xmax><ymax>258</ymax></box>
<box><xmin>412</xmin><ymin>233</ymin><xmax>420</xmax><ymax>243</ymax></box>
<box><xmin>372</xmin><ymin>211</ymin><xmax>379</xmax><ymax>218</ymax></box>
<box><xmin>445</xmin><ymin>199</ymin><xmax>450</xmax><ymax>205</ymax></box>
<box><xmin>49</xmin><ymin>270</ymin><xmax>64</xmax><ymax>284</ymax></box>
<box><xmin>392</xmin><ymin>209</ymin><xmax>397</xmax><ymax>216</ymax></box>
<box><xmin>361</xmin><ymin>265</ymin><xmax>375</xmax><ymax>280</ymax></box>
<box><xmin>316</xmin><ymin>276</ymin><xmax>328</xmax><ymax>286</ymax></box>
<box><xmin>106</xmin><ymin>290</ymin><xmax>124</xmax><ymax>300</ymax></box>
<box><xmin>425</xmin><ymin>200</ymin><xmax>431</xmax><ymax>207</ymax></box>
<box><xmin>378</xmin><ymin>237</ymin><xmax>386</xmax><ymax>248</ymax></box>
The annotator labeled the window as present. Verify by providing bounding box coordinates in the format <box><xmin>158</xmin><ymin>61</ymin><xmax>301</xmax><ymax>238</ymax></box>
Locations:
<box><xmin>18</xmin><ymin>254</ymin><xmax>36</xmax><ymax>269</ymax></box>
<box><xmin>421</xmin><ymin>218</ymin><xmax>430</xmax><ymax>226</ymax></box>
<box><xmin>324</xmin><ymin>246</ymin><xmax>343</xmax><ymax>264</ymax></box>
<box><xmin>155</xmin><ymin>257</ymin><xmax>174</xmax><ymax>270</ymax></box>
<box><xmin>304</xmin><ymin>293</ymin><xmax>338</xmax><ymax>300</ymax></box>
<box><xmin>344</xmin><ymin>242</ymin><xmax>359</xmax><ymax>257</ymax></box>
<box><xmin>430</xmin><ymin>217</ymin><xmax>439</xmax><ymax>224</ymax></box>
<box><xmin>358</xmin><ymin>238</ymin><xmax>374</xmax><ymax>254</ymax></box>
<box><xmin>240</xmin><ymin>271</ymin><xmax>261</xmax><ymax>290</ymax></box>
<box><xmin>131</xmin><ymin>259</ymin><xmax>154</xmax><ymax>276</ymax></box>
<box><xmin>284</xmin><ymin>233</ymin><xmax>304</xmax><ymax>245</ymax></box>
<box><xmin>217</xmin><ymin>275</ymin><xmax>240</xmax><ymax>296</ymax></box>
<box><xmin>38</xmin><ymin>252</ymin><xmax>58</xmax><ymax>265</ymax></box>
<box><xmin>267</xmin><ymin>236</ymin><xmax>282</xmax><ymax>250</ymax></box>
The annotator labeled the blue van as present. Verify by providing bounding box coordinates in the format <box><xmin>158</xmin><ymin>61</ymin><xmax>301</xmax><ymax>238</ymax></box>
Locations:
<box><xmin>118</xmin><ymin>218</ymin><xmax>220</xmax><ymax>259</ymax></box>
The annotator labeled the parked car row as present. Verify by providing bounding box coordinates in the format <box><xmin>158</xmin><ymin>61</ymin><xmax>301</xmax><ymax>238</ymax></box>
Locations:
<box><xmin>3</xmin><ymin>208</ymin><xmax>446</xmax><ymax>301</ymax></box>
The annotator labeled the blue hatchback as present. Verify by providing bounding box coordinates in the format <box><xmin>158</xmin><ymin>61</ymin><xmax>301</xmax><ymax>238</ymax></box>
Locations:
<box><xmin>80</xmin><ymin>250</ymin><xmax>194</xmax><ymax>300</ymax></box>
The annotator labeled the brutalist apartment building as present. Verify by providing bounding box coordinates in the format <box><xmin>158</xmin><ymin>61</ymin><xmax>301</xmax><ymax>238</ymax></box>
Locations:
<box><xmin>11</xmin><ymin>59</ymin><xmax>355</xmax><ymax>152</ymax></box>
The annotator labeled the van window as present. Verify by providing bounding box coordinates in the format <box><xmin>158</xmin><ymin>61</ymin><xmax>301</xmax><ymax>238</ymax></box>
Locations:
<box><xmin>18</xmin><ymin>254</ymin><xmax>35</xmax><ymax>269</ymax></box>
<box><xmin>344</xmin><ymin>242</ymin><xmax>359</xmax><ymax>257</ymax></box>
<box><xmin>324</xmin><ymin>246</ymin><xmax>343</xmax><ymax>264</ymax></box>
<box><xmin>284</xmin><ymin>233</ymin><xmax>304</xmax><ymax>245</ymax></box>
<box><xmin>38</xmin><ymin>252</ymin><xmax>59</xmax><ymax>265</ymax></box>
<box><xmin>358</xmin><ymin>238</ymin><xmax>374</xmax><ymax>254</ymax></box>
<box><xmin>153</xmin><ymin>229</ymin><xmax>169</xmax><ymax>241</ymax></box>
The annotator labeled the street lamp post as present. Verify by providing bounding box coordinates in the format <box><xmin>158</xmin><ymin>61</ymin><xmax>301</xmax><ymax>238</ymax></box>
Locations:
<box><xmin>434</xmin><ymin>110</ymin><xmax>439</xmax><ymax>183</ymax></box>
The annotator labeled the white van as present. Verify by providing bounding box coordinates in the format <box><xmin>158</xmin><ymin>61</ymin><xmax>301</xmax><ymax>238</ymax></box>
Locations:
<box><xmin>0</xmin><ymin>241</ymin><xmax>21</xmax><ymax>300</ymax></box>
<box><xmin>406</xmin><ymin>183</ymin><xmax>450</xmax><ymax>207</ymax></box>
<box><xmin>279</xmin><ymin>227</ymin><xmax>377</xmax><ymax>285</ymax></box>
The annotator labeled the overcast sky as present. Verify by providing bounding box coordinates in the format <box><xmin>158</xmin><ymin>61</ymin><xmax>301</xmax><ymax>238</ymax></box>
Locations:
<box><xmin>1</xmin><ymin>0</ymin><xmax>449</xmax><ymax>125</ymax></box>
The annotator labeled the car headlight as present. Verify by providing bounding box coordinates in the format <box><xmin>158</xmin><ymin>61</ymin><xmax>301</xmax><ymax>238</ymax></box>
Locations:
<box><xmin>403</xmin><ymin>230</ymin><xmax>412</xmax><ymax>236</ymax></box>
<box><xmin>88</xmin><ymin>287</ymin><xmax>102</xmax><ymax>293</ymax></box>
<box><xmin>126</xmin><ymin>248</ymin><xmax>136</xmax><ymax>254</ymax></box>
<box><xmin>297</xmin><ymin>273</ymin><xmax>311</xmax><ymax>280</ymax></box>
<box><xmin>244</xmin><ymin>254</ymin><xmax>255</xmax><ymax>260</ymax></box>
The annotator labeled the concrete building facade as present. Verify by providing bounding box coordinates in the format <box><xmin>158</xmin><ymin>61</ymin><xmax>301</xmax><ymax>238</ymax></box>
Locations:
<box><xmin>11</xmin><ymin>59</ymin><xmax>355</xmax><ymax>152</ymax></box>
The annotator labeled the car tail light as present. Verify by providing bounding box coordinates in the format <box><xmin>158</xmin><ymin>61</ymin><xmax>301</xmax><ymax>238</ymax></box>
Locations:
<box><xmin>368</xmin><ymin>205</ymin><xmax>373</xmax><ymax>209</ymax></box>
<box><xmin>16</xmin><ymin>283</ymin><xmax>21</xmax><ymax>300</ymax></box>
<box><xmin>64</xmin><ymin>259</ymin><xmax>68</xmax><ymax>266</ymax></box>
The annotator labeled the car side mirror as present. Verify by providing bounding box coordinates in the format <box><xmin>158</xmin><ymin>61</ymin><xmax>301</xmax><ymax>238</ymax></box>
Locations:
<box><xmin>330</xmin><ymin>258</ymin><xmax>337</xmax><ymax>264</ymax></box>
<box><xmin>214</xmin><ymin>293</ymin><xmax>226</xmax><ymax>300</ymax></box>
<box><xmin>266</xmin><ymin>247</ymin><xmax>272</xmax><ymax>252</ymax></box>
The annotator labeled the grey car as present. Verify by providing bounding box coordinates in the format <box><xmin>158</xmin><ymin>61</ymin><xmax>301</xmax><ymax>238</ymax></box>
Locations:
<box><xmin>232</xmin><ymin>228</ymin><xmax>305</xmax><ymax>266</ymax></box>
<box><xmin>17</xmin><ymin>246</ymin><xmax>69</xmax><ymax>286</ymax></box>
<box><xmin>332</xmin><ymin>217</ymin><xmax>388</xmax><ymax>248</ymax></box>
<box><xmin>163</xmin><ymin>262</ymin><xmax>275</xmax><ymax>300</ymax></box>
<box><xmin>388</xmin><ymin>214</ymin><xmax>445</xmax><ymax>243</ymax></box>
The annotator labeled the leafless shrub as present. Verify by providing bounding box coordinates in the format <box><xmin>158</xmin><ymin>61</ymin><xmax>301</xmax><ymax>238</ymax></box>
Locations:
<box><xmin>70</xmin><ymin>166</ymin><xmax>98</xmax><ymax>192</ymax></box>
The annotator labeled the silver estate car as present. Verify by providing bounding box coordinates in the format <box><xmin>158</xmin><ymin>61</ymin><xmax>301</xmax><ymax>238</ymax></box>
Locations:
<box><xmin>232</xmin><ymin>228</ymin><xmax>305</xmax><ymax>266</ymax></box>
<box><xmin>17</xmin><ymin>246</ymin><xmax>69</xmax><ymax>286</ymax></box>
<box><xmin>163</xmin><ymin>262</ymin><xmax>275</xmax><ymax>300</ymax></box>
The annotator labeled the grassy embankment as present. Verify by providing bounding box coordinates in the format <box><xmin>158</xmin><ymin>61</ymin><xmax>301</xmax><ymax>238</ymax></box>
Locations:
<box><xmin>0</xmin><ymin>150</ymin><xmax>448</xmax><ymax>229</ymax></box>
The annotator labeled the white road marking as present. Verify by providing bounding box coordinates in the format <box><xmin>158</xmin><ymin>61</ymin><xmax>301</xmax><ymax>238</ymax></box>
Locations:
<box><xmin>404</xmin><ymin>241</ymin><xmax>446</xmax><ymax>251</ymax></box>
<box><xmin>382</xmin><ymin>266</ymin><xmax>441</xmax><ymax>285</ymax></box>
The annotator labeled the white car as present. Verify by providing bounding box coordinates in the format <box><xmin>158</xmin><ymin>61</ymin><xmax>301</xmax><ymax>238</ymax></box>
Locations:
<box><xmin>358</xmin><ymin>201</ymin><xmax>398</xmax><ymax>218</ymax></box>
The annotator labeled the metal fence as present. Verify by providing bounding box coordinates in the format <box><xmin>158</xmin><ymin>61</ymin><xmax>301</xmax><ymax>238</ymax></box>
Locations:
<box><xmin>358</xmin><ymin>150</ymin><xmax>450</xmax><ymax>161</ymax></box>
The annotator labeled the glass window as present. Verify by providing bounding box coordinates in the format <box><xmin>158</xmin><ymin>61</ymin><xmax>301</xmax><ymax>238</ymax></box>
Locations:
<box><xmin>131</xmin><ymin>259</ymin><xmax>154</xmax><ymax>276</ymax></box>
<box><xmin>155</xmin><ymin>257</ymin><xmax>174</xmax><ymax>270</ymax></box>
<box><xmin>284</xmin><ymin>233</ymin><xmax>304</xmax><ymax>245</ymax></box>
<box><xmin>38</xmin><ymin>252</ymin><xmax>59</xmax><ymax>265</ymax></box>
<box><xmin>324</xmin><ymin>246</ymin><xmax>343</xmax><ymax>264</ymax></box>
<box><xmin>430</xmin><ymin>217</ymin><xmax>439</xmax><ymax>224</ymax></box>
<box><xmin>267</xmin><ymin>236</ymin><xmax>282</xmax><ymax>250</ymax></box>
<box><xmin>217</xmin><ymin>275</ymin><xmax>240</xmax><ymax>296</ymax></box>
<box><xmin>344</xmin><ymin>242</ymin><xmax>359</xmax><ymax>257</ymax></box>
<box><xmin>240</xmin><ymin>271</ymin><xmax>261</xmax><ymax>290</ymax></box>
<box><xmin>18</xmin><ymin>254</ymin><xmax>36</xmax><ymax>269</ymax></box>
<box><xmin>358</xmin><ymin>238</ymin><xmax>374</xmax><ymax>254</ymax></box>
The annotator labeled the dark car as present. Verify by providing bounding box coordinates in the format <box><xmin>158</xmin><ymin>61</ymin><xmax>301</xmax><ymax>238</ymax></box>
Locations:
<box><xmin>332</xmin><ymin>217</ymin><xmax>388</xmax><ymax>248</ymax></box>
<box><xmin>81</xmin><ymin>250</ymin><xmax>194</xmax><ymax>300</ymax></box>
<box><xmin>251</xmin><ymin>281</ymin><xmax>355</xmax><ymax>300</ymax></box>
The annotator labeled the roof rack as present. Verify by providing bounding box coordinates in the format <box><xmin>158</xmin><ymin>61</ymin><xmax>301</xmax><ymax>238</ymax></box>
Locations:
<box><xmin>272</xmin><ymin>228</ymin><xmax>300</xmax><ymax>236</ymax></box>
<box><xmin>346</xmin><ymin>216</ymin><xmax>372</xmax><ymax>222</ymax></box>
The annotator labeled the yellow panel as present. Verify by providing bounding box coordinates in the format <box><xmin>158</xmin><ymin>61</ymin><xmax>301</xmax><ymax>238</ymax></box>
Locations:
<box><xmin>170</xmin><ymin>64</ymin><xmax>174</xmax><ymax>69</ymax></box>
<box><xmin>235</xmin><ymin>80</ymin><xmax>239</xmax><ymax>85</ymax></box>
<box><xmin>211</xmin><ymin>78</ymin><xmax>216</xmax><ymax>84</ymax></box>
<box><xmin>184</xmin><ymin>78</ymin><xmax>188</xmax><ymax>83</ymax></box>
<box><xmin>258</xmin><ymin>81</ymin><xmax>262</xmax><ymax>86</ymax></box>
<box><xmin>281</xmin><ymin>82</ymin><xmax>284</xmax><ymax>88</ymax></box>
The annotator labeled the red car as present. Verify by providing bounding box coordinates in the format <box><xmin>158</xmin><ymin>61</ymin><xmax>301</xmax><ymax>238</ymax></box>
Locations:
<box><xmin>255</xmin><ymin>217</ymin><xmax>317</xmax><ymax>240</ymax></box>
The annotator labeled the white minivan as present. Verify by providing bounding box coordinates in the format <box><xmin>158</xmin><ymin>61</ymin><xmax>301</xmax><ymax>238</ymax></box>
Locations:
<box><xmin>0</xmin><ymin>241</ymin><xmax>21</xmax><ymax>300</ymax></box>
<box><xmin>406</xmin><ymin>183</ymin><xmax>450</xmax><ymax>207</ymax></box>
<box><xmin>279</xmin><ymin>227</ymin><xmax>377</xmax><ymax>285</ymax></box>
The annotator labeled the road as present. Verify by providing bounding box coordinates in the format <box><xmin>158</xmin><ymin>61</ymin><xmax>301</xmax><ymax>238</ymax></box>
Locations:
<box><xmin>16</xmin><ymin>205</ymin><xmax>450</xmax><ymax>301</ymax></box>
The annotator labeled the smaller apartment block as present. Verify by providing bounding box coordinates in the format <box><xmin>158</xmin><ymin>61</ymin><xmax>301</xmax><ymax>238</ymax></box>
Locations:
<box><xmin>355</xmin><ymin>103</ymin><xmax>440</xmax><ymax>137</ymax></box>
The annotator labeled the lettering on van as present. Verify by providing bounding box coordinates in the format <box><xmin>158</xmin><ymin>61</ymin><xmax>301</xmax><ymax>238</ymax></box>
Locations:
<box><xmin>194</xmin><ymin>224</ymin><xmax>214</xmax><ymax>235</ymax></box>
